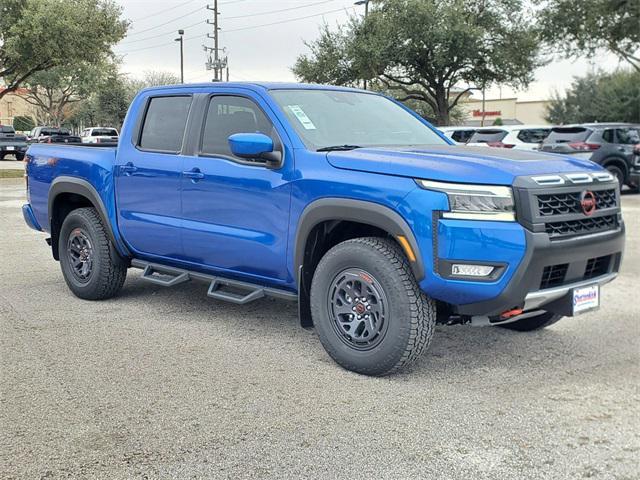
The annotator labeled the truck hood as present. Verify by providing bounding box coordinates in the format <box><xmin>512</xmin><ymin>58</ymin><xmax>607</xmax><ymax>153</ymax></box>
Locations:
<box><xmin>326</xmin><ymin>145</ymin><xmax>603</xmax><ymax>185</ymax></box>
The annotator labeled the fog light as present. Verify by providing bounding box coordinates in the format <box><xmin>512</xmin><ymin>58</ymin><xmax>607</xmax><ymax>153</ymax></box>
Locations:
<box><xmin>451</xmin><ymin>264</ymin><xmax>494</xmax><ymax>277</ymax></box>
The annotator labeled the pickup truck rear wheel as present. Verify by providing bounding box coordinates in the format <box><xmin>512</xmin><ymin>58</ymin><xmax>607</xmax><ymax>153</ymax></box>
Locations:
<box><xmin>310</xmin><ymin>237</ymin><xmax>436</xmax><ymax>376</ymax></box>
<box><xmin>499</xmin><ymin>311</ymin><xmax>562</xmax><ymax>332</ymax></box>
<box><xmin>59</xmin><ymin>207</ymin><xmax>127</xmax><ymax>300</ymax></box>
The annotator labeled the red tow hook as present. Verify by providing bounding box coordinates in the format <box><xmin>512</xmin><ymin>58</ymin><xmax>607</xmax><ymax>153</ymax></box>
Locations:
<box><xmin>499</xmin><ymin>308</ymin><xmax>523</xmax><ymax>320</ymax></box>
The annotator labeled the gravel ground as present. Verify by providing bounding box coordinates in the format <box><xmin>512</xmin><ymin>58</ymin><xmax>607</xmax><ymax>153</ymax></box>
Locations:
<box><xmin>1</xmin><ymin>178</ymin><xmax>638</xmax><ymax>479</ymax></box>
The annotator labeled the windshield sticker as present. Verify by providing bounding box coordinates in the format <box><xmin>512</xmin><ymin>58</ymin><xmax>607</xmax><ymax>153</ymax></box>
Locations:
<box><xmin>287</xmin><ymin>105</ymin><xmax>316</xmax><ymax>130</ymax></box>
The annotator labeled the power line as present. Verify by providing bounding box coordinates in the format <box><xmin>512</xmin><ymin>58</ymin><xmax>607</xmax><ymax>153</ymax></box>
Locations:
<box><xmin>120</xmin><ymin>19</ymin><xmax>205</xmax><ymax>45</ymax></box>
<box><xmin>223</xmin><ymin>0</ymin><xmax>335</xmax><ymax>20</ymax></box>
<box><xmin>224</xmin><ymin>6</ymin><xmax>353</xmax><ymax>33</ymax></box>
<box><xmin>128</xmin><ymin>0</ymin><xmax>200</xmax><ymax>23</ymax></box>
<box><xmin>117</xmin><ymin>33</ymin><xmax>207</xmax><ymax>54</ymax></box>
<box><xmin>117</xmin><ymin>4</ymin><xmax>353</xmax><ymax>55</ymax></box>
<box><xmin>126</xmin><ymin>6</ymin><xmax>206</xmax><ymax>37</ymax></box>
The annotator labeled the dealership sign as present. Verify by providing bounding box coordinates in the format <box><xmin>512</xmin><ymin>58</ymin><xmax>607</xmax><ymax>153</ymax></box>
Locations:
<box><xmin>472</xmin><ymin>109</ymin><xmax>502</xmax><ymax>117</ymax></box>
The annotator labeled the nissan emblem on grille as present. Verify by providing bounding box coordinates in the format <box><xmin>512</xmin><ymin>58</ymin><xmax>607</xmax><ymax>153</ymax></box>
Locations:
<box><xmin>580</xmin><ymin>191</ymin><xmax>596</xmax><ymax>216</ymax></box>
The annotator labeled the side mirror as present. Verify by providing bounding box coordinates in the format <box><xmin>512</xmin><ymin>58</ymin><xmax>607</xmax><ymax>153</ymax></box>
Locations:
<box><xmin>228</xmin><ymin>133</ymin><xmax>281</xmax><ymax>165</ymax></box>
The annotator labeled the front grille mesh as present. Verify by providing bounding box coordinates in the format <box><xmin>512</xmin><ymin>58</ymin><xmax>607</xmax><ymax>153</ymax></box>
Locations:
<box><xmin>584</xmin><ymin>255</ymin><xmax>611</xmax><ymax>279</ymax></box>
<box><xmin>540</xmin><ymin>263</ymin><xmax>568</xmax><ymax>289</ymax></box>
<box><xmin>537</xmin><ymin>189</ymin><xmax>617</xmax><ymax>217</ymax></box>
<box><xmin>545</xmin><ymin>215</ymin><xmax>618</xmax><ymax>239</ymax></box>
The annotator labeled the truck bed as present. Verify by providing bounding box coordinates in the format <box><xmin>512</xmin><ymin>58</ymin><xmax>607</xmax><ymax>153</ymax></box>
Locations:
<box><xmin>26</xmin><ymin>143</ymin><xmax>119</xmax><ymax>234</ymax></box>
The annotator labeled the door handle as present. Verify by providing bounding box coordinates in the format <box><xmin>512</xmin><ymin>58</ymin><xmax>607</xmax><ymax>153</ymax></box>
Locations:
<box><xmin>120</xmin><ymin>162</ymin><xmax>137</xmax><ymax>175</ymax></box>
<box><xmin>183</xmin><ymin>168</ymin><xmax>205</xmax><ymax>181</ymax></box>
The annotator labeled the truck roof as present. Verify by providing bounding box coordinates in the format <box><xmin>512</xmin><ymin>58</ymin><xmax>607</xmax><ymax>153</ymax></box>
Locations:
<box><xmin>139</xmin><ymin>82</ymin><xmax>368</xmax><ymax>94</ymax></box>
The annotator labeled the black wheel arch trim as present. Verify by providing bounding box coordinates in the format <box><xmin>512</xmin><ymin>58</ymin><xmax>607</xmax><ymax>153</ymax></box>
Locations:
<box><xmin>294</xmin><ymin>198</ymin><xmax>425</xmax><ymax>282</ymax></box>
<box><xmin>48</xmin><ymin>176</ymin><xmax>130</xmax><ymax>258</ymax></box>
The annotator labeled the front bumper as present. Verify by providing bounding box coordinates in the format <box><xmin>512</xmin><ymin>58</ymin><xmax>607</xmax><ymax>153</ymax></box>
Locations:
<box><xmin>454</xmin><ymin>225</ymin><xmax>624</xmax><ymax>316</ymax></box>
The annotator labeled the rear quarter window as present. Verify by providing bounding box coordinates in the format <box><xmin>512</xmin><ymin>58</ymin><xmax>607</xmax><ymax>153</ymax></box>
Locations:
<box><xmin>139</xmin><ymin>96</ymin><xmax>192</xmax><ymax>152</ymax></box>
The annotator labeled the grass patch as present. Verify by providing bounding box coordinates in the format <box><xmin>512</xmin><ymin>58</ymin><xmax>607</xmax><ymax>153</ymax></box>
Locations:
<box><xmin>0</xmin><ymin>170</ymin><xmax>24</xmax><ymax>179</ymax></box>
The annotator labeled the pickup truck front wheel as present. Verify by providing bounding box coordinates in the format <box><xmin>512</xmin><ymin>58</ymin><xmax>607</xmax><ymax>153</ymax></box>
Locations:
<box><xmin>59</xmin><ymin>207</ymin><xmax>127</xmax><ymax>300</ymax></box>
<box><xmin>310</xmin><ymin>237</ymin><xmax>436</xmax><ymax>376</ymax></box>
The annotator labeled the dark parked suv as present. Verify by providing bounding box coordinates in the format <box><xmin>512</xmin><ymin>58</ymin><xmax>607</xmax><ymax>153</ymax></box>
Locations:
<box><xmin>541</xmin><ymin>123</ymin><xmax>640</xmax><ymax>191</ymax></box>
<box><xmin>0</xmin><ymin>125</ymin><xmax>28</xmax><ymax>160</ymax></box>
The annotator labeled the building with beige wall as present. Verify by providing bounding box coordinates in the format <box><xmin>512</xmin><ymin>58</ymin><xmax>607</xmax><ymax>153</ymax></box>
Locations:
<box><xmin>0</xmin><ymin>88</ymin><xmax>38</xmax><ymax>130</ymax></box>
<box><xmin>459</xmin><ymin>97</ymin><xmax>551</xmax><ymax>126</ymax></box>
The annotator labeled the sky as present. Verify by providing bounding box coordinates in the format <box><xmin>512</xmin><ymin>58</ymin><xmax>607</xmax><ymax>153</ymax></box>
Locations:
<box><xmin>114</xmin><ymin>0</ymin><xmax>625</xmax><ymax>102</ymax></box>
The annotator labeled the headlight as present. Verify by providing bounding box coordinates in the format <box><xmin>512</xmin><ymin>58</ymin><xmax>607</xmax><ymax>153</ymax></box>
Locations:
<box><xmin>416</xmin><ymin>179</ymin><xmax>515</xmax><ymax>221</ymax></box>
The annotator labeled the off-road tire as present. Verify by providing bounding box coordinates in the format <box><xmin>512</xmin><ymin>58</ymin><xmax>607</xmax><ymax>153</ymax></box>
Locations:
<box><xmin>499</xmin><ymin>311</ymin><xmax>563</xmax><ymax>332</ymax></box>
<box><xmin>59</xmin><ymin>207</ymin><xmax>127</xmax><ymax>300</ymax></box>
<box><xmin>310</xmin><ymin>237</ymin><xmax>436</xmax><ymax>376</ymax></box>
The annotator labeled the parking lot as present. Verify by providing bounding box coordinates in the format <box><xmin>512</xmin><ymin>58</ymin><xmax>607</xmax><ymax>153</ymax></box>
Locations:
<box><xmin>0</xmin><ymin>177</ymin><xmax>638</xmax><ymax>479</ymax></box>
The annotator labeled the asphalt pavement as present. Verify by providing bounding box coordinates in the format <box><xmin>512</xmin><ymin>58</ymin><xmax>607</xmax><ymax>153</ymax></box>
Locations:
<box><xmin>1</xmin><ymin>178</ymin><xmax>638</xmax><ymax>479</ymax></box>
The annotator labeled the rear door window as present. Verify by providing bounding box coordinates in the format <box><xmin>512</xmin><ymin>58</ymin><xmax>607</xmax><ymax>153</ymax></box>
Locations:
<box><xmin>516</xmin><ymin>128</ymin><xmax>550</xmax><ymax>143</ymax></box>
<box><xmin>468</xmin><ymin>129</ymin><xmax>507</xmax><ymax>143</ymax></box>
<box><xmin>139</xmin><ymin>96</ymin><xmax>192</xmax><ymax>152</ymax></box>
<box><xmin>544</xmin><ymin>127</ymin><xmax>590</xmax><ymax>144</ymax></box>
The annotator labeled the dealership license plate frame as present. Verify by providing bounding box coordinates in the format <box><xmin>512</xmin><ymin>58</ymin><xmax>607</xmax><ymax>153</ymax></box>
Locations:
<box><xmin>572</xmin><ymin>284</ymin><xmax>600</xmax><ymax>315</ymax></box>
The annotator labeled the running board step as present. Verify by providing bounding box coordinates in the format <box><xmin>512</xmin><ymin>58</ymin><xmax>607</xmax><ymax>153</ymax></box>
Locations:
<box><xmin>142</xmin><ymin>264</ymin><xmax>190</xmax><ymax>287</ymax></box>
<box><xmin>131</xmin><ymin>260</ymin><xmax>296</xmax><ymax>304</ymax></box>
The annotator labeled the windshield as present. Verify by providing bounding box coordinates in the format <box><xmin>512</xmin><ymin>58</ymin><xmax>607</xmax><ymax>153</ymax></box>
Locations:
<box><xmin>270</xmin><ymin>89</ymin><xmax>447</xmax><ymax>150</ymax></box>
<box><xmin>1</xmin><ymin>125</ymin><xmax>15</xmax><ymax>133</ymax></box>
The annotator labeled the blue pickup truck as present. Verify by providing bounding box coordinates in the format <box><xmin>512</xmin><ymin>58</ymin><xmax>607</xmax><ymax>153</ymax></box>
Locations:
<box><xmin>22</xmin><ymin>83</ymin><xmax>625</xmax><ymax>375</ymax></box>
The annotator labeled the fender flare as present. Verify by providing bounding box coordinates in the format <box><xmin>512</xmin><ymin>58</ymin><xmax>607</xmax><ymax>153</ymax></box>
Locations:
<box><xmin>48</xmin><ymin>176</ymin><xmax>128</xmax><ymax>257</ymax></box>
<box><xmin>294</xmin><ymin>198</ymin><xmax>425</xmax><ymax>281</ymax></box>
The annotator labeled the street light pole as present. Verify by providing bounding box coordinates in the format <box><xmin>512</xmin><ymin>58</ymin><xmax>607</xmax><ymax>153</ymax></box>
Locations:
<box><xmin>175</xmin><ymin>29</ymin><xmax>184</xmax><ymax>83</ymax></box>
<box><xmin>354</xmin><ymin>0</ymin><xmax>370</xmax><ymax>90</ymax></box>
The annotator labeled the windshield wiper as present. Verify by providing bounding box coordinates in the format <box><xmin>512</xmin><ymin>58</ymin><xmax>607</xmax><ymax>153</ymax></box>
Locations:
<box><xmin>316</xmin><ymin>144</ymin><xmax>362</xmax><ymax>152</ymax></box>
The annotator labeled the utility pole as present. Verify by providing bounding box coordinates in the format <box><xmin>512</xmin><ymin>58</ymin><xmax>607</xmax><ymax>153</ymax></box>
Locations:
<box><xmin>175</xmin><ymin>29</ymin><xmax>184</xmax><ymax>83</ymax></box>
<box><xmin>355</xmin><ymin>0</ymin><xmax>370</xmax><ymax>90</ymax></box>
<box><xmin>205</xmin><ymin>1</ymin><xmax>228</xmax><ymax>82</ymax></box>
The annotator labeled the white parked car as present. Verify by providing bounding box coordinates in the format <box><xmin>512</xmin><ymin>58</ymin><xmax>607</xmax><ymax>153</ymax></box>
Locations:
<box><xmin>466</xmin><ymin>125</ymin><xmax>551</xmax><ymax>151</ymax></box>
<box><xmin>439</xmin><ymin>126</ymin><xmax>477</xmax><ymax>145</ymax></box>
<box><xmin>80</xmin><ymin>127</ymin><xmax>119</xmax><ymax>144</ymax></box>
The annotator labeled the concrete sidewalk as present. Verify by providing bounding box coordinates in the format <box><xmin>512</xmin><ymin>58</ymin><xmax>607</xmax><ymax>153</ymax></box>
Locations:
<box><xmin>0</xmin><ymin>157</ymin><xmax>25</xmax><ymax>170</ymax></box>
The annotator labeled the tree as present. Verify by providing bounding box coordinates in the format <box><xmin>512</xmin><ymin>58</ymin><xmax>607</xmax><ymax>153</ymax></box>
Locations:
<box><xmin>22</xmin><ymin>62</ymin><xmax>107</xmax><ymax>126</ymax></box>
<box><xmin>12</xmin><ymin>115</ymin><xmax>35</xmax><ymax>132</ymax></box>
<box><xmin>539</xmin><ymin>0</ymin><xmax>640</xmax><ymax>71</ymax></box>
<box><xmin>546</xmin><ymin>69</ymin><xmax>640</xmax><ymax>124</ymax></box>
<box><xmin>68</xmin><ymin>70</ymin><xmax>181</xmax><ymax>130</ymax></box>
<box><xmin>0</xmin><ymin>0</ymin><xmax>127</xmax><ymax>100</ymax></box>
<box><xmin>293</xmin><ymin>0</ymin><xmax>542</xmax><ymax>125</ymax></box>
